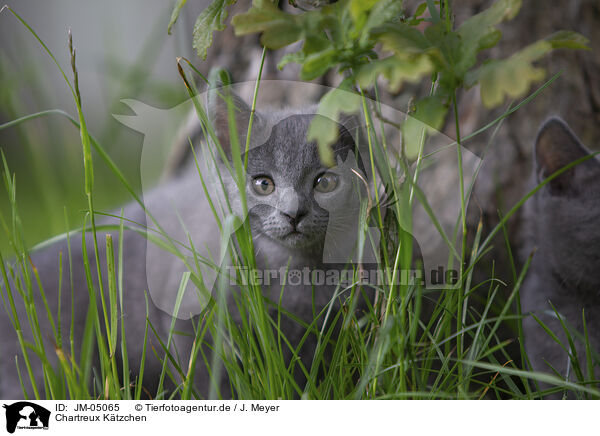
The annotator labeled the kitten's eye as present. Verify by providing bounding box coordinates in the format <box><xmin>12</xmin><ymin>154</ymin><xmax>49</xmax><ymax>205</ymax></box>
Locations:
<box><xmin>314</xmin><ymin>173</ymin><xmax>339</xmax><ymax>193</ymax></box>
<box><xmin>252</xmin><ymin>176</ymin><xmax>275</xmax><ymax>195</ymax></box>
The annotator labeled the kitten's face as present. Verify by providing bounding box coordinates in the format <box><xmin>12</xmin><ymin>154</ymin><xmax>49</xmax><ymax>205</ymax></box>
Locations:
<box><xmin>243</xmin><ymin>115</ymin><xmax>365</xmax><ymax>251</ymax></box>
<box><xmin>534</xmin><ymin>118</ymin><xmax>600</xmax><ymax>292</ymax></box>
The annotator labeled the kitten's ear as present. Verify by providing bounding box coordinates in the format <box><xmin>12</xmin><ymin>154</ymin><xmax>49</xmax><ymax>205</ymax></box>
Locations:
<box><xmin>207</xmin><ymin>86</ymin><xmax>255</xmax><ymax>156</ymax></box>
<box><xmin>338</xmin><ymin>112</ymin><xmax>364</xmax><ymax>142</ymax></box>
<box><xmin>335</xmin><ymin>112</ymin><xmax>369</xmax><ymax>175</ymax></box>
<box><xmin>535</xmin><ymin>117</ymin><xmax>598</xmax><ymax>195</ymax></box>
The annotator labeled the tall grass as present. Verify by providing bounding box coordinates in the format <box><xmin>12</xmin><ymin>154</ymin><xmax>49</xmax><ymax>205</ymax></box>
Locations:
<box><xmin>0</xmin><ymin>7</ymin><xmax>598</xmax><ymax>400</ymax></box>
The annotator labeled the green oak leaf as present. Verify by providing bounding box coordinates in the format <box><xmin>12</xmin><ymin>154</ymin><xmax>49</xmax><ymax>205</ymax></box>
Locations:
<box><xmin>168</xmin><ymin>0</ymin><xmax>188</xmax><ymax>35</ymax></box>
<box><xmin>350</xmin><ymin>0</ymin><xmax>380</xmax><ymax>32</ymax></box>
<box><xmin>360</xmin><ymin>0</ymin><xmax>404</xmax><ymax>44</ymax></box>
<box><xmin>414</xmin><ymin>2</ymin><xmax>428</xmax><ymax>18</ymax></box>
<box><xmin>260</xmin><ymin>22</ymin><xmax>304</xmax><ymax>49</ymax></box>
<box><xmin>277</xmin><ymin>51</ymin><xmax>305</xmax><ymax>70</ymax></box>
<box><xmin>544</xmin><ymin>30</ymin><xmax>590</xmax><ymax>50</ymax></box>
<box><xmin>301</xmin><ymin>47</ymin><xmax>337</xmax><ymax>80</ymax></box>
<box><xmin>455</xmin><ymin>0</ymin><xmax>521</xmax><ymax>75</ymax></box>
<box><xmin>193</xmin><ymin>0</ymin><xmax>238</xmax><ymax>60</ymax></box>
<box><xmin>372</xmin><ymin>22</ymin><xmax>431</xmax><ymax>55</ymax></box>
<box><xmin>424</xmin><ymin>22</ymin><xmax>463</xmax><ymax>71</ymax></box>
<box><xmin>355</xmin><ymin>55</ymin><xmax>433</xmax><ymax>91</ymax></box>
<box><xmin>232</xmin><ymin>0</ymin><xmax>302</xmax><ymax>49</ymax></box>
<box><xmin>468</xmin><ymin>31</ymin><xmax>589</xmax><ymax>108</ymax></box>
<box><xmin>307</xmin><ymin>83</ymin><xmax>363</xmax><ymax>166</ymax></box>
<box><xmin>277</xmin><ymin>34</ymin><xmax>330</xmax><ymax>70</ymax></box>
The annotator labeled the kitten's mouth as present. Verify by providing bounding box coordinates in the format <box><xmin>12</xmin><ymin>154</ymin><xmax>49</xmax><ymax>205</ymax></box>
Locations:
<box><xmin>284</xmin><ymin>230</ymin><xmax>304</xmax><ymax>239</ymax></box>
<box><xmin>280</xmin><ymin>230</ymin><xmax>315</xmax><ymax>247</ymax></box>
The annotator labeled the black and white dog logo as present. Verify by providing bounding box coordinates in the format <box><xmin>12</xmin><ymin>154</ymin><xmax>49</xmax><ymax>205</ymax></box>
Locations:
<box><xmin>3</xmin><ymin>402</ymin><xmax>50</xmax><ymax>434</ymax></box>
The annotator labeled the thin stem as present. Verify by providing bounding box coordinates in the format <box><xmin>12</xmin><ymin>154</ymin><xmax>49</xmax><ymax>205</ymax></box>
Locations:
<box><xmin>452</xmin><ymin>90</ymin><xmax>467</xmax><ymax>392</ymax></box>
<box><xmin>245</xmin><ymin>46</ymin><xmax>267</xmax><ymax>169</ymax></box>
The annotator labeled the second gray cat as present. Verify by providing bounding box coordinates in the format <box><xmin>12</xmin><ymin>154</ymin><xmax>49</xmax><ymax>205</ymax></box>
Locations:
<box><xmin>521</xmin><ymin>117</ymin><xmax>600</xmax><ymax>395</ymax></box>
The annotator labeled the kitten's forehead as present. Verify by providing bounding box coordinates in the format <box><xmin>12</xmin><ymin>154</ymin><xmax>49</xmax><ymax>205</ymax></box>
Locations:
<box><xmin>270</xmin><ymin>115</ymin><xmax>321</xmax><ymax>171</ymax></box>
<box><xmin>246</xmin><ymin>114</ymin><xmax>354</xmax><ymax>180</ymax></box>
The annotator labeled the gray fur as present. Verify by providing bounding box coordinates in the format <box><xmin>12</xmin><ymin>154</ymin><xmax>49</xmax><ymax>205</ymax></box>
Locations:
<box><xmin>521</xmin><ymin>117</ymin><xmax>600</xmax><ymax>392</ymax></box>
<box><xmin>0</xmin><ymin>91</ymin><xmax>371</xmax><ymax>398</ymax></box>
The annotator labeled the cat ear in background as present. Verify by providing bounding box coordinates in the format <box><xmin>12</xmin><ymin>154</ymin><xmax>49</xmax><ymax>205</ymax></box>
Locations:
<box><xmin>337</xmin><ymin>112</ymin><xmax>366</xmax><ymax>146</ymax></box>
<box><xmin>335</xmin><ymin>112</ymin><xmax>369</xmax><ymax>176</ymax></box>
<box><xmin>535</xmin><ymin>117</ymin><xmax>598</xmax><ymax>195</ymax></box>
<box><xmin>207</xmin><ymin>86</ymin><xmax>258</xmax><ymax>157</ymax></box>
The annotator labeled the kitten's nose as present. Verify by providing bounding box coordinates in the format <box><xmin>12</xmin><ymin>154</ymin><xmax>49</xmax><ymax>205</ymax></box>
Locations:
<box><xmin>282</xmin><ymin>210</ymin><xmax>307</xmax><ymax>228</ymax></box>
<box><xmin>278</xmin><ymin>188</ymin><xmax>307</xmax><ymax>227</ymax></box>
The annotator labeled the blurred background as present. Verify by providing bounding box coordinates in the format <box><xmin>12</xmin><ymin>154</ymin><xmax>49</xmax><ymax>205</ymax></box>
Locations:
<box><xmin>0</xmin><ymin>0</ymin><xmax>199</xmax><ymax>250</ymax></box>
<box><xmin>0</xmin><ymin>0</ymin><xmax>598</xmax><ymax>267</ymax></box>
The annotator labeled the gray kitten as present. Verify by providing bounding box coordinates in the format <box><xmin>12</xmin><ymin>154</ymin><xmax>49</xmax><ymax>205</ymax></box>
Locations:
<box><xmin>521</xmin><ymin>117</ymin><xmax>600</xmax><ymax>393</ymax></box>
<box><xmin>0</xmin><ymin>89</ymin><xmax>373</xmax><ymax>399</ymax></box>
